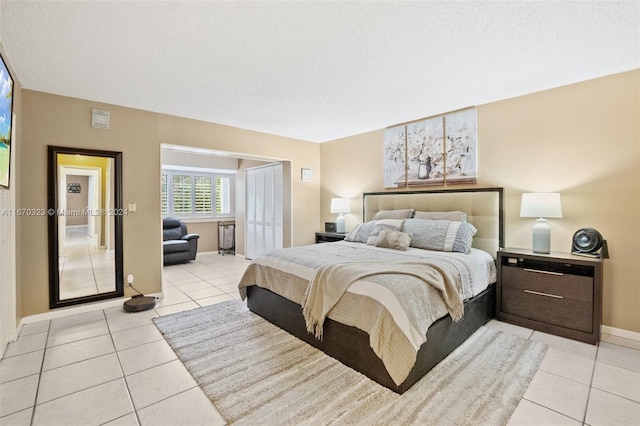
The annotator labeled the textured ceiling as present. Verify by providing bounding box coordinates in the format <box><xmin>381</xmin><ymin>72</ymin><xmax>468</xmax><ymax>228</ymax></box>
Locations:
<box><xmin>1</xmin><ymin>1</ymin><xmax>638</xmax><ymax>142</ymax></box>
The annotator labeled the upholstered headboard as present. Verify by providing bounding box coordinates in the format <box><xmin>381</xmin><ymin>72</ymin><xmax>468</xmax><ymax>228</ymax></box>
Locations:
<box><xmin>363</xmin><ymin>188</ymin><xmax>504</xmax><ymax>258</ymax></box>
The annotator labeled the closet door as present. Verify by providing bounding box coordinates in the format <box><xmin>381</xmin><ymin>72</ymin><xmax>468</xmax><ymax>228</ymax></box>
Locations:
<box><xmin>245</xmin><ymin>163</ymin><xmax>283</xmax><ymax>260</ymax></box>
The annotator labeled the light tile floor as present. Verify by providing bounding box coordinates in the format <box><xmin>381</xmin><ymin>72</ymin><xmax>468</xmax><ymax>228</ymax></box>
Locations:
<box><xmin>59</xmin><ymin>225</ymin><xmax>116</xmax><ymax>300</ymax></box>
<box><xmin>1</xmin><ymin>252</ymin><xmax>639</xmax><ymax>425</ymax></box>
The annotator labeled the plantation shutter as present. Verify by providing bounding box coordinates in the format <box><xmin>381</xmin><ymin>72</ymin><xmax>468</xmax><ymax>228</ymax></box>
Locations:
<box><xmin>162</xmin><ymin>169</ymin><xmax>234</xmax><ymax>218</ymax></box>
<box><xmin>172</xmin><ymin>174</ymin><xmax>192</xmax><ymax>214</ymax></box>
<box><xmin>161</xmin><ymin>173</ymin><xmax>168</xmax><ymax>215</ymax></box>
<box><xmin>194</xmin><ymin>176</ymin><xmax>213</xmax><ymax>214</ymax></box>
<box><xmin>215</xmin><ymin>176</ymin><xmax>231</xmax><ymax>214</ymax></box>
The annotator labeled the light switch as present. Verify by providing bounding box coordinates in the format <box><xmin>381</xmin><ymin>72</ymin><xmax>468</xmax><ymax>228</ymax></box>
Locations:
<box><xmin>128</xmin><ymin>203</ymin><xmax>136</xmax><ymax>213</ymax></box>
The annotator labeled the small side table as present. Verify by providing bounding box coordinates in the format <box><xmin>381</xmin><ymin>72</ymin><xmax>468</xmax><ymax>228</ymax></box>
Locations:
<box><xmin>496</xmin><ymin>248</ymin><xmax>603</xmax><ymax>344</ymax></box>
<box><xmin>315</xmin><ymin>232</ymin><xmax>346</xmax><ymax>243</ymax></box>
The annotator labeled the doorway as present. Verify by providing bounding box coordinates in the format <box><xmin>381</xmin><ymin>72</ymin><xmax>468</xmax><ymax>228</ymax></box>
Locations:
<box><xmin>160</xmin><ymin>144</ymin><xmax>292</xmax><ymax>260</ymax></box>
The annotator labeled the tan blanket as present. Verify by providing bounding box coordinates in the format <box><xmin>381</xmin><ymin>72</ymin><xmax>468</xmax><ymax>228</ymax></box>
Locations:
<box><xmin>302</xmin><ymin>262</ymin><xmax>464</xmax><ymax>340</ymax></box>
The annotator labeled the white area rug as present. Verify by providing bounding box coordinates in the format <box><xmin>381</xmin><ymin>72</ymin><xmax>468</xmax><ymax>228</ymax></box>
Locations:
<box><xmin>154</xmin><ymin>300</ymin><xmax>546</xmax><ymax>425</ymax></box>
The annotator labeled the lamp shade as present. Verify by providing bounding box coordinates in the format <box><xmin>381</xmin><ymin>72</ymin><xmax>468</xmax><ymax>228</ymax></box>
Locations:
<box><xmin>520</xmin><ymin>193</ymin><xmax>563</xmax><ymax>218</ymax></box>
<box><xmin>330</xmin><ymin>198</ymin><xmax>351</xmax><ymax>214</ymax></box>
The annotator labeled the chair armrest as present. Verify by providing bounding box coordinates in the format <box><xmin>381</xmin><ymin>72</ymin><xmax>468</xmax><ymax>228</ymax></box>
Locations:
<box><xmin>182</xmin><ymin>233</ymin><xmax>200</xmax><ymax>241</ymax></box>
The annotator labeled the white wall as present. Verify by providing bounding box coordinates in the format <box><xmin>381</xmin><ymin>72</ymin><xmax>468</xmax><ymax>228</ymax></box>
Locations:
<box><xmin>0</xmin><ymin>115</ymin><xmax>16</xmax><ymax>357</ymax></box>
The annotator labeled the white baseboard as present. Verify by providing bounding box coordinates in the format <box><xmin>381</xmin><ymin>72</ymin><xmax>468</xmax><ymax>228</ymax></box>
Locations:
<box><xmin>0</xmin><ymin>332</ymin><xmax>18</xmax><ymax>359</ymax></box>
<box><xmin>601</xmin><ymin>325</ymin><xmax>640</xmax><ymax>342</ymax></box>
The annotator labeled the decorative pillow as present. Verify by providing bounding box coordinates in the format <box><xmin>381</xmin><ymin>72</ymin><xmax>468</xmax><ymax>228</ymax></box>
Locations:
<box><xmin>402</xmin><ymin>219</ymin><xmax>477</xmax><ymax>254</ymax></box>
<box><xmin>372</xmin><ymin>209</ymin><xmax>414</xmax><ymax>220</ymax></box>
<box><xmin>344</xmin><ymin>221</ymin><xmax>378</xmax><ymax>243</ymax></box>
<box><xmin>374</xmin><ymin>229</ymin><xmax>412</xmax><ymax>251</ymax></box>
<box><xmin>366</xmin><ymin>219</ymin><xmax>404</xmax><ymax>245</ymax></box>
<box><xmin>413</xmin><ymin>211</ymin><xmax>468</xmax><ymax>222</ymax></box>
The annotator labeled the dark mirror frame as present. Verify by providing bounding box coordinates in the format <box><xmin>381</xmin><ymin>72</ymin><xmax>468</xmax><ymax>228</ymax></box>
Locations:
<box><xmin>47</xmin><ymin>145</ymin><xmax>124</xmax><ymax>309</ymax></box>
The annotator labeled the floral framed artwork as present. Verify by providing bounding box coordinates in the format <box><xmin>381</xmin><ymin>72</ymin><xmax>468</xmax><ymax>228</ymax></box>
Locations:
<box><xmin>383</xmin><ymin>108</ymin><xmax>477</xmax><ymax>188</ymax></box>
<box><xmin>383</xmin><ymin>125</ymin><xmax>406</xmax><ymax>188</ymax></box>
<box><xmin>445</xmin><ymin>109</ymin><xmax>477</xmax><ymax>184</ymax></box>
<box><xmin>407</xmin><ymin>116</ymin><xmax>444</xmax><ymax>186</ymax></box>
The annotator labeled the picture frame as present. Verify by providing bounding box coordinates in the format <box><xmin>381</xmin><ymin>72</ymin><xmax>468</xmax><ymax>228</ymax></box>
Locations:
<box><xmin>0</xmin><ymin>52</ymin><xmax>14</xmax><ymax>189</ymax></box>
<box><xmin>67</xmin><ymin>183</ymin><xmax>81</xmax><ymax>193</ymax></box>
<box><xmin>383</xmin><ymin>108</ymin><xmax>477</xmax><ymax>188</ymax></box>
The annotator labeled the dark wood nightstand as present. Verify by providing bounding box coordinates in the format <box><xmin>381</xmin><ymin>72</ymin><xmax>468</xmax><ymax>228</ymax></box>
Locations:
<box><xmin>496</xmin><ymin>248</ymin><xmax>603</xmax><ymax>344</ymax></box>
<box><xmin>315</xmin><ymin>232</ymin><xmax>346</xmax><ymax>243</ymax></box>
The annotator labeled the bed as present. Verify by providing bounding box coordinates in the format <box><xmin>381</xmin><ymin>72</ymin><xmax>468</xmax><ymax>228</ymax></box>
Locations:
<box><xmin>239</xmin><ymin>187</ymin><xmax>504</xmax><ymax>394</ymax></box>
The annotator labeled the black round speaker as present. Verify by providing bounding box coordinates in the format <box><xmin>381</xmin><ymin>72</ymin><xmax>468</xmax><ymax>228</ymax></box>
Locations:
<box><xmin>572</xmin><ymin>228</ymin><xmax>603</xmax><ymax>254</ymax></box>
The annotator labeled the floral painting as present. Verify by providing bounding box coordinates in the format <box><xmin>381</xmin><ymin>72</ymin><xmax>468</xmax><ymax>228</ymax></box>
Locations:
<box><xmin>383</xmin><ymin>125</ymin><xmax>406</xmax><ymax>188</ymax></box>
<box><xmin>406</xmin><ymin>117</ymin><xmax>444</xmax><ymax>186</ymax></box>
<box><xmin>445</xmin><ymin>109</ymin><xmax>477</xmax><ymax>183</ymax></box>
<box><xmin>383</xmin><ymin>108</ymin><xmax>477</xmax><ymax>188</ymax></box>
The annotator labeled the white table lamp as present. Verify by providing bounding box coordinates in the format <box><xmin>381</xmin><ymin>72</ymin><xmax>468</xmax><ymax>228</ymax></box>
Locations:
<box><xmin>330</xmin><ymin>198</ymin><xmax>350</xmax><ymax>233</ymax></box>
<box><xmin>520</xmin><ymin>193</ymin><xmax>563</xmax><ymax>254</ymax></box>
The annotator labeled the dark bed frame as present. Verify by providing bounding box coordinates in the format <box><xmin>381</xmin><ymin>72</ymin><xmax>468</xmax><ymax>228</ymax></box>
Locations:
<box><xmin>246</xmin><ymin>188</ymin><xmax>504</xmax><ymax>394</ymax></box>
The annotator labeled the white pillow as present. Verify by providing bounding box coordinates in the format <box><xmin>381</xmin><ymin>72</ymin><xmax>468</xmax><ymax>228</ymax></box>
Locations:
<box><xmin>372</xmin><ymin>209</ymin><xmax>414</xmax><ymax>220</ymax></box>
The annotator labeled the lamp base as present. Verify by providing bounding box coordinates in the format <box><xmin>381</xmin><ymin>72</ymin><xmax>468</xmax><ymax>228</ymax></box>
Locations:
<box><xmin>336</xmin><ymin>214</ymin><xmax>346</xmax><ymax>233</ymax></box>
<box><xmin>532</xmin><ymin>218</ymin><xmax>551</xmax><ymax>254</ymax></box>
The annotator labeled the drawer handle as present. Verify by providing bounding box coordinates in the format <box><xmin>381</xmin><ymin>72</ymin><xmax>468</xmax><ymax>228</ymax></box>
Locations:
<box><xmin>524</xmin><ymin>289</ymin><xmax>564</xmax><ymax>299</ymax></box>
<box><xmin>523</xmin><ymin>268</ymin><xmax>563</xmax><ymax>276</ymax></box>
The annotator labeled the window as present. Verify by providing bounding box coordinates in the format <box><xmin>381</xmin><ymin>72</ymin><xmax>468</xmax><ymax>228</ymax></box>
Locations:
<box><xmin>162</xmin><ymin>169</ymin><xmax>235</xmax><ymax>218</ymax></box>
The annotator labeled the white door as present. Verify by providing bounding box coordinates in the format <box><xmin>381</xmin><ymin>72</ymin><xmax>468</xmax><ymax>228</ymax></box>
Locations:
<box><xmin>245</xmin><ymin>163</ymin><xmax>283</xmax><ymax>260</ymax></box>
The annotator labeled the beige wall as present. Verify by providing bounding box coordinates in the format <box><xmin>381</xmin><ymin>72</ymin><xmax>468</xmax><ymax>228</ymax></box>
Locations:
<box><xmin>321</xmin><ymin>70</ymin><xmax>640</xmax><ymax>333</ymax></box>
<box><xmin>17</xmin><ymin>91</ymin><xmax>320</xmax><ymax>318</ymax></box>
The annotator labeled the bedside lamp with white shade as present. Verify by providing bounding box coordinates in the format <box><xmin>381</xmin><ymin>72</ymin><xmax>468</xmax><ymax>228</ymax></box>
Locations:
<box><xmin>330</xmin><ymin>198</ymin><xmax>351</xmax><ymax>233</ymax></box>
<box><xmin>520</xmin><ymin>192</ymin><xmax>563</xmax><ymax>254</ymax></box>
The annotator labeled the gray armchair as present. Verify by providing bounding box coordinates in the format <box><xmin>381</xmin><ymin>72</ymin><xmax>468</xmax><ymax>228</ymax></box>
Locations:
<box><xmin>162</xmin><ymin>217</ymin><xmax>199</xmax><ymax>265</ymax></box>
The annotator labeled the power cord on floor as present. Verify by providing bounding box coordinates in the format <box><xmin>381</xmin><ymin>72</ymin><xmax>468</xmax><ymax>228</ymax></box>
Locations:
<box><xmin>123</xmin><ymin>274</ymin><xmax>157</xmax><ymax>311</ymax></box>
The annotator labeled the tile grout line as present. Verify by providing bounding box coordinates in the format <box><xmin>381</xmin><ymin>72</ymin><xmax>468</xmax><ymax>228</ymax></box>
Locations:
<box><xmin>105</xmin><ymin>307</ymin><xmax>142</xmax><ymax>426</ymax></box>
<box><xmin>29</xmin><ymin>319</ymin><xmax>52</xmax><ymax>426</ymax></box>
<box><xmin>581</xmin><ymin>343</ymin><xmax>600</xmax><ymax>425</ymax></box>
<box><xmin>521</xmin><ymin>397</ymin><xmax>585</xmax><ymax>424</ymax></box>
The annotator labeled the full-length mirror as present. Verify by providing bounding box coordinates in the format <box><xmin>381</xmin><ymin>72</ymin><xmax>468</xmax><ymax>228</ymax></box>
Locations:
<box><xmin>47</xmin><ymin>146</ymin><xmax>123</xmax><ymax>308</ymax></box>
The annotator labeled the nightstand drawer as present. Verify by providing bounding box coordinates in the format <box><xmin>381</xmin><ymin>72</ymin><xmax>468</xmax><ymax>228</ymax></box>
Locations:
<box><xmin>501</xmin><ymin>266</ymin><xmax>593</xmax><ymax>302</ymax></box>
<box><xmin>502</xmin><ymin>286</ymin><xmax>593</xmax><ymax>333</ymax></box>
<box><xmin>497</xmin><ymin>249</ymin><xmax>603</xmax><ymax>344</ymax></box>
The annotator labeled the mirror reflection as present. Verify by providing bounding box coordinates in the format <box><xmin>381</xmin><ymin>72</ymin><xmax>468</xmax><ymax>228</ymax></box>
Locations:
<box><xmin>48</xmin><ymin>146</ymin><xmax>123</xmax><ymax>309</ymax></box>
<box><xmin>57</xmin><ymin>155</ymin><xmax>115</xmax><ymax>299</ymax></box>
